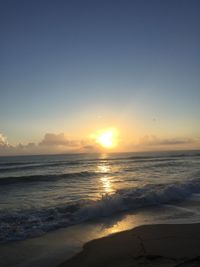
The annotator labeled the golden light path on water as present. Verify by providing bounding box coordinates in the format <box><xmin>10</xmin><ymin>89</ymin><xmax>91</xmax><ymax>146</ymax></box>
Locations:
<box><xmin>97</xmin><ymin>162</ymin><xmax>114</xmax><ymax>195</ymax></box>
<box><xmin>94</xmin><ymin>157</ymin><xmax>150</xmax><ymax>236</ymax></box>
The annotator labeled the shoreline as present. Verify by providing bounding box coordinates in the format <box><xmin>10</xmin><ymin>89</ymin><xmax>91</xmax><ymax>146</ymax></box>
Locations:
<box><xmin>1</xmin><ymin>205</ymin><xmax>200</xmax><ymax>267</ymax></box>
<box><xmin>58</xmin><ymin>223</ymin><xmax>200</xmax><ymax>267</ymax></box>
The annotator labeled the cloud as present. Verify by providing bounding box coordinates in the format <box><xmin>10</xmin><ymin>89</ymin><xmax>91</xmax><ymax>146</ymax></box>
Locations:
<box><xmin>82</xmin><ymin>145</ymin><xmax>97</xmax><ymax>151</ymax></box>
<box><xmin>0</xmin><ymin>132</ymin><xmax>199</xmax><ymax>156</ymax></box>
<box><xmin>39</xmin><ymin>133</ymin><xmax>81</xmax><ymax>147</ymax></box>
<box><xmin>0</xmin><ymin>132</ymin><xmax>99</xmax><ymax>156</ymax></box>
<box><xmin>0</xmin><ymin>133</ymin><xmax>8</xmax><ymax>147</ymax></box>
<box><xmin>139</xmin><ymin>135</ymin><xmax>197</xmax><ymax>146</ymax></box>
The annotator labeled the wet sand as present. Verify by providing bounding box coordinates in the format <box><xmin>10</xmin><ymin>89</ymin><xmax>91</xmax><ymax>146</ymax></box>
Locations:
<box><xmin>0</xmin><ymin>207</ymin><xmax>156</xmax><ymax>267</ymax></box>
<box><xmin>59</xmin><ymin>223</ymin><xmax>200</xmax><ymax>267</ymax></box>
<box><xmin>1</xmin><ymin>206</ymin><xmax>200</xmax><ymax>267</ymax></box>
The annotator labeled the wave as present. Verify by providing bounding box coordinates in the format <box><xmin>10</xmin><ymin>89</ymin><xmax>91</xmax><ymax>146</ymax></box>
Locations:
<box><xmin>0</xmin><ymin>171</ymin><xmax>100</xmax><ymax>185</ymax></box>
<box><xmin>0</xmin><ymin>161</ymin><xmax>36</xmax><ymax>167</ymax></box>
<box><xmin>0</xmin><ymin>160</ymin><xmax>82</xmax><ymax>172</ymax></box>
<box><xmin>128</xmin><ymin>152</ymin><xmax>200</xmax><ymax>160</ymax></box>
<box><xmin>1</xmin><ymin>151</ymin><xmax>199</xmax><ymax>172</ymax></box>
<box><xmin>1</xmin><ymin>175</ymin><xmax>200</xmax><ymax>243</ymax></box>
<box><xmin>0</xmin><ymin>164</ymin><xmax>49</xmax><ymax>173</ymax></box>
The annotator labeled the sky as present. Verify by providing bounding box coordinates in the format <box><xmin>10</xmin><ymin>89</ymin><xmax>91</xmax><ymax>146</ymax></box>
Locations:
<box><xmin>0</xmin><ymin>0</ymin><xmax>200</xmax><ymax>155</ymax></box>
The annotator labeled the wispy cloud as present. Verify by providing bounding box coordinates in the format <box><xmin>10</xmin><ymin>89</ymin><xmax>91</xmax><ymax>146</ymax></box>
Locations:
<box><xmin>139</xmin><ymin>135</ymin><xmax>196</xmax><ymax>146</ymax></box>
<box><xmin>131</xmin><ymin>135</ymin><xmax>200</xmax><ymax>152</ymax></box>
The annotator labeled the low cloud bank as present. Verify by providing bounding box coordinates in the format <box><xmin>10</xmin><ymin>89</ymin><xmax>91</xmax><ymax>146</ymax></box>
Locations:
<box><xmin>139</xmin><ymin>135</ymin><xmax>196</xmax><ymax>146</ymax></box>
<box><xmin>135</xmin><ymin>135</ymin><xmax>199</xmax><ymax>151</ymax></box>
<box><xmin>39</xmin><ymin>133</ymin><xmax>82</xmax><ymax>147</ymax></box>
<box><xmin>0</xmin><ymin>132</ymin><xmax>97</xmax><ymax>156</ymax></box>
<box><xmin>0</xmin><ymin>132</ymin><xmax>199</xmax><ymax>156</ymax></box>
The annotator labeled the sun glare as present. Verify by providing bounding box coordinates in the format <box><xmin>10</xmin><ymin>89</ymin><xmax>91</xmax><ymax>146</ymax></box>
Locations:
<box><xmin>96</xmin><ymin>129</ymin><xmax>117</xmax><ymax>149</ymax></box>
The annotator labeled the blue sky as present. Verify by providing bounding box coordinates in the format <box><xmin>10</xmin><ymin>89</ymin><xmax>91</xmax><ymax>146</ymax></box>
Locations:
<box><xmin>0</xmin><ymin>0</ymin><xmax>200</xmax><ymax>154</ymax></box>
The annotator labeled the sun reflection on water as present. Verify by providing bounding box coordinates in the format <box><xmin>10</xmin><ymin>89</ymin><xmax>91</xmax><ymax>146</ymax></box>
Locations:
<box><xmin>100</xmin><ymin>176</ymin><xmax>112</xmax><ymax>193</ymax></box>
<box><xmin>97</xmin><ymin>164</ymin><xmax>110</xmax><ymax>173</ymax></box>
<box><xmin>97</xmin><ymin>162</ymin><xmax>114</xmax><ymax>195</ymax></box>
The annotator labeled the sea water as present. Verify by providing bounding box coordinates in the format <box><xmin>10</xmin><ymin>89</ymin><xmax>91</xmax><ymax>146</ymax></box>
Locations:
<box><xmin>0</xmin><ymin>150</ymin><xmax>200</xmax><ymax>243</ymax></box>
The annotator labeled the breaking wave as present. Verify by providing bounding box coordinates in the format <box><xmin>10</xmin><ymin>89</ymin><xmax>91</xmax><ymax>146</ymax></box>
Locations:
<box><xmin>1</xmin><ymin>175</ymin><xmax>200</xmax><ymax>243</ymax></box>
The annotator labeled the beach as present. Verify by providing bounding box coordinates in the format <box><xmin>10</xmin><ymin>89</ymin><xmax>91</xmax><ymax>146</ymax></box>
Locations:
<box><xmin>59</xmin><ymin>223</ymin><xmax>200</xmax><ymax>267</ymax></box>
<box><xmin>1</xmin><ymin>205</ymin><xmax>200</xmax><ymax>267</ymax></box>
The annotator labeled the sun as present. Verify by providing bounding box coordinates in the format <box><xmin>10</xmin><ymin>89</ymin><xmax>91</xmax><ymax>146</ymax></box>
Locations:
<box><xmin>95</xmin><ymin>129</ymin><xmax>117</xmax><ymax>149</ymax></box>
<box><xmin>97</xmin><ymin>131</ymin><xmax>113</xmax><ymax>148</ymax></box>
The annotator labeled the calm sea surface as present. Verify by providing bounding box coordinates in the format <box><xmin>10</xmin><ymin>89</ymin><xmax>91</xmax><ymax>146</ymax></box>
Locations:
<box><xmin>0</xmin><ymin>151</ymin><xmax>200</xmax><ymax>243</ymax></box>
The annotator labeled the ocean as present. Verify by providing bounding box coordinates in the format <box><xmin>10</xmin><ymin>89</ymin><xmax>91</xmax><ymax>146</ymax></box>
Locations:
<box><xmin>0</xmin><ymin>150</ymin><xmax>200</xmax><ymax>243</ymax></box>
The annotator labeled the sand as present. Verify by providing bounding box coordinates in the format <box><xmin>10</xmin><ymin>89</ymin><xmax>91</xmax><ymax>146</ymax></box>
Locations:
<box><xmin>58</xmin><ymin>223</ymin><xmax>200</xmax><ymax>267</ymax></box>
<box><xmin>0</xmin><ymin>209</ymin><xmax>164</xmax><ymax>267</ymax></box>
